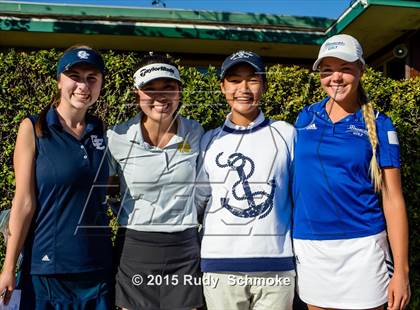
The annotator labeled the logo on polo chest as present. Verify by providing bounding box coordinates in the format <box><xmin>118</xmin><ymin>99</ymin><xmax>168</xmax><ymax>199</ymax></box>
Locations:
<box><xmin>346</xmin><ymin>125</ymin><xmax>368</xmax><ymax>137</ymax></box>
<box><xmin>215</xmin><ymin>152</ymin><xmax>275</xmax><ymax>219</ymax></box>
<box><xmin>302</xmin><ymin>123</ymin><xmax>317</xmax><ymax>130</ymax></box>
<box><xmin>177</xmin><ymin>140</ymin><xmax>191</xmax><ymax>152</ymax></box>
<box><xmin>90</xmin><ymin>135</ymin><xmax>105</xmax><ymax>150</ymax></box>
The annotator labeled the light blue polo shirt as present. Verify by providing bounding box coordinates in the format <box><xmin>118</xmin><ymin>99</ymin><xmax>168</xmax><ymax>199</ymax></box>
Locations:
<box><xmin>293</xmin><ymin>97</ymin><xmax>401</xmax><ymax>240</ymax></box>
<box><xmin>107</xmin><ymin>113</ymin><xmax>204</xmax><ymax>232</ymax></box>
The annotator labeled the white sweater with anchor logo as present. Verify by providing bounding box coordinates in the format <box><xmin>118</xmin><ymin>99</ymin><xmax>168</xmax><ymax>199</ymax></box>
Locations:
<box><xmin>195</xmin><ymin>111</ymin><xmax>296</xmax><ymax>272</ymax></box>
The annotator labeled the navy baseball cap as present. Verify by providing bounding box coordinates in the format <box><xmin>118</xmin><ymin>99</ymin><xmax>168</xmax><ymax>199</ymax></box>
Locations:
<box><xmin>56</xmin><ymin>48</ymin><xmax>105</xmax><ymax>78</ymax></box>
<box><xmin>220</xmin><ymin>50</ymin><xmax>265</xmax><ymax>79</ymax></box>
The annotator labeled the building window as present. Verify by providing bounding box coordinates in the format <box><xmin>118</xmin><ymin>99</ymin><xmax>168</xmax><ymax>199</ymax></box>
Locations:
<box><xmin>385</xmin><ymin>58</ymin><xmax>406</xmax><ymax>80</ymax></box>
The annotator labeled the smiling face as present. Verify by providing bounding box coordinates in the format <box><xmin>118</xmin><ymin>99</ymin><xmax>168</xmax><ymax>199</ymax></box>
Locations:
<box><xmin>138</xmin><ymin>78</ymin><xmax>181</xmax><ymax>124</ymax></box>
<box><xmin>319</xmin><ymin>57</ymin><xmax>363</xmax><ymax>106</ymax></box>
<box><xmin>221</xmin><ymin>63</ymin><xmax>265</xmax><ymax>126</ymax></box>
<box><xmin>57</xmin><ymin>63</ymin><xmax>103</xmax><ymax>111</ymax></box>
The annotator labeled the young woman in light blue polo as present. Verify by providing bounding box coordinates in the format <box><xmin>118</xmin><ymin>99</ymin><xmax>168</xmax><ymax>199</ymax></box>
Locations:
<box><xmin>107</xmin><ymin>54</ymin><xmax>204</xmax><ymax>310</ymax></box>
<box><xmin>0</xmin><ymin>46</ymin><xmax>113</xmax><ymax>309</ymax></box>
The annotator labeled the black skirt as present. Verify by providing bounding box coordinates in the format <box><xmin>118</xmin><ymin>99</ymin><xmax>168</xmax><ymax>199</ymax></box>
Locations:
<box><xmin>114</xmin><ymin>228</ymin><xmax>204</xmax><ymax>310</ymax></box>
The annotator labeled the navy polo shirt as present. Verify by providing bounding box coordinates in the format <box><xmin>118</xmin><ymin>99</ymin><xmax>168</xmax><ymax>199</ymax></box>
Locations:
<box><xmin>24</xmin><ymin>108</ymin><xmax>112</xmax><ymax>275</ymax></box>
<box><xmin>293</xmin><ymin>97</ymin><xmax>400</xmax><ymax>240</ymax></box>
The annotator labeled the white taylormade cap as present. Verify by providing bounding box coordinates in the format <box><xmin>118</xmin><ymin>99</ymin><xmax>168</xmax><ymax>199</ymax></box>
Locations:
<box><xmin>313</xmin><ymin>34</ymin><xmax>365</xmax><ymax>71</ymax></box>
<box><xmin>133</xmin><ymin>63</ymin><xmax>181</xmax><ymax>89</ymax></box>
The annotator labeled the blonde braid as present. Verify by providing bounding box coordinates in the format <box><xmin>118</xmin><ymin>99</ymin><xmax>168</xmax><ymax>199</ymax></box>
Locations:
<box><xmin>360</xmin><ymin>85</ymin><xmax>382</xmax><ymax>192</ymax></box>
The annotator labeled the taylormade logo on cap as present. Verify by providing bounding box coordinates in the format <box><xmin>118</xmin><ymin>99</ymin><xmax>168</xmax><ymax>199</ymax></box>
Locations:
<box><xmin>313</xmin><ymin>34</ymin><xmax>365</xmax><ymax>70</ymax></box>
<box><xmin>138</xmin><ymin>65</ymin><xmax>175</xmax><ymax>77</ymax></box>
<box><xmin>133</xmin><ymin>63</ymin><xmax>181</xmax><ymax>89</ymax></box>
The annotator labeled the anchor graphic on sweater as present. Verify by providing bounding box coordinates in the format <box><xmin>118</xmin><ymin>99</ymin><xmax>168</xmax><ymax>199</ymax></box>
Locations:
<box><xmin>215</xmin><ymin>152</ymin><xmax>275</xmax><ymax>219</ymax></box>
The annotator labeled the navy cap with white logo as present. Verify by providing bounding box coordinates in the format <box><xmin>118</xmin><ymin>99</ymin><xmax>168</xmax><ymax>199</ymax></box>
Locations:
<box><xmin>56</xmin><ymin>48</ymin><xmax>105</xmax><ymax>78</ymax></box>
<box><xmin>220</xmin><ymin>50</ymin><xmax>265</xmax><ymax>79</ymax></box>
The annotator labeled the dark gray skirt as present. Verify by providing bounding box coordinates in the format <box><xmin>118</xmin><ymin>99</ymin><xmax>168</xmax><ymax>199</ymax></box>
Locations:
<box><xmin>114</xmin><ymin>228</ymin><xmax>204</xmax><ymax>310</ymax></box>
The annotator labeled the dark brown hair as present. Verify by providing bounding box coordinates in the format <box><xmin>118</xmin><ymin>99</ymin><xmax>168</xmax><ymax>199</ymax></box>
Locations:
<box><xmin>134</xmin><ymin>53</ymin><xmax>179</xmax><ymax>73</ymax></box>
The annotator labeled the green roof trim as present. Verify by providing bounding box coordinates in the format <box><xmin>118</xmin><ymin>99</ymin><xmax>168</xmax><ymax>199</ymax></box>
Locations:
<box><xmin>326</xmin><ymin>0</ymin><xmax>420</xmax><ymax>36</ymax></box>
<box><xmin>1</xmin><ymin>0</ymin><xmax>419</xmax><ymax>48</ymax></box>
<box><xmin>325</xmin><ymin>1</ymin><xmax>366</xmax><ymax>36</ymax></box>
<box><xmin>368</xmin><ymin>0</ymin><xmax>420</xmax><ymax>9</ymax></box>
<box><xmin>0</xmin><ymin>17</ymin><xmax>325</xmax><ymax>44</ymax></box>
<box><xmin>0</xmin><ymin>1</ymin><xmax>334</xmax><ymax>29</ymax></box>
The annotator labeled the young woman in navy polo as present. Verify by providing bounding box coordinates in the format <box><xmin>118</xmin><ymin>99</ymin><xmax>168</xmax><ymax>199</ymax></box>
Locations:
<box><xmin>293</xmin><ymin>34</ymin><xmax>410</xmax><ymax>309</ymax></box>
<box><xmin>0</xmin><ymin>46</ymin><xmax>113</xmax><ymax>309</ymax></box>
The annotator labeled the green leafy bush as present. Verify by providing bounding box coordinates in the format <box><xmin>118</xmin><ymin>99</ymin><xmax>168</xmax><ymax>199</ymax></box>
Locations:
<box><xmin>0</xmin><ymin>49</ymin><xmax>418</xmax><ymax>308</ymax></box>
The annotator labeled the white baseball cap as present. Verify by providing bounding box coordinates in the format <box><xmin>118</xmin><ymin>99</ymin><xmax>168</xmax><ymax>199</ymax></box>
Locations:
<box><xmin>133</xmin><ymin>63</ymin><xmax>181</xmax><ymax>89</ymax></box>
<box><xmin>313</xmin><ymin>34</ymin><xmax>365</xmax><ymax>71</ymax></box>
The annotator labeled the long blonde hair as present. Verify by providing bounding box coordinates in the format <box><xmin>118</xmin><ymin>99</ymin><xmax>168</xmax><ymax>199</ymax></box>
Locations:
<box><xmin>359</xmin><ymin>84</ymin><xmax>382</xmax><ymax>192</ymax></box>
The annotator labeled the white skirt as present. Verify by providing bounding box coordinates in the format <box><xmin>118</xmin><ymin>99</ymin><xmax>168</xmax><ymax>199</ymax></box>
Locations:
<box><xmin>293</xmin><ymin>231</ymin><xmax>393</xmax><ymax>309</ymax></box>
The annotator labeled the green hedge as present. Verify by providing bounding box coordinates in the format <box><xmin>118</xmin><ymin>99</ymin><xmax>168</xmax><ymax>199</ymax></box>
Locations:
<box><xmin>0</xmin><ymin>49</ymin><xmax>419</xmax><ymax>308</ymax></box>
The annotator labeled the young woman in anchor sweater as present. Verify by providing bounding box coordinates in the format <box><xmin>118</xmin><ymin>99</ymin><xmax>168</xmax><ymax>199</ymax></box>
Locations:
<box><xmin>195</xmin><ymin>51</ymin><xmax>296</xmax><ymax>310</ymax></box>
